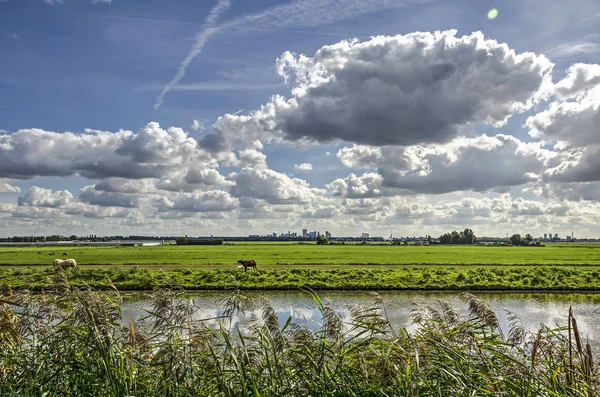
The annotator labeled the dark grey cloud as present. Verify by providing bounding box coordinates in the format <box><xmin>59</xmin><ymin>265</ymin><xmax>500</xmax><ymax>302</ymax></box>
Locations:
<box><xmin>379</xmin><ymin>136</ymin><xmax>547</xmax><ymax>194</ymax></box>
<box><xmin>94</xmin><ymin>178</ymin><xmax>156</xmax><ymax>194</ymax></box>
<box><xmin>155</xmin><ymin>167</ymin><xmax>230</xmax><ymax>192</ymax></box>
<box><xmin>198</xmin><ymin>130</ymin><xmax>231</xmax><ymax>153</ymax></box>
<box><xmin>330</xmin><ymin>135</ymin><xmax>553</xmax><ymax>196</ymax></box>
<box><xmin>537</xmin><ymin>181</ymin><xmax>600</xmax><ymax>201</ymax></box>
<box><xmin>79</xmin><ymin>186</ymin><xmax>139</xmax><ymax>208</ymax></box>
<box><xmin>544</xmin><ymin>146</ymin><xmax>600</xmax><ymax>183</ymax></box>
<box><xmin>205</xmin><ymin>30</ymin><xmax>553</xmax><ymax>150</ymax></box>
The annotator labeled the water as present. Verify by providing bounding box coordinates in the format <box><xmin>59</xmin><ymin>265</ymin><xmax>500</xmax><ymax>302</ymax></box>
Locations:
<box><xmin>121</xmin><ymin>290</ymin><xmax>600</xmax><ymax>342</ymax></box>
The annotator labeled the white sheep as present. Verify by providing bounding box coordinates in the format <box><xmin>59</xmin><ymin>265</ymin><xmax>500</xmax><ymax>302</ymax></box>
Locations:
<box><xmin>52</xmin><ymin>259</ymin><xmax>65</xmax><ymax>270</ymax></box>
<box><xmin>63</xmin><ymin>259</ymin><xmax>77</xmax><ymax>268</ymax></box>
<box><xmin>237</xmin><ymin>265</ymin><xmax>244</xmax><ymax>270</ymax></box>
<box><xmin>53</xmin><ymin>258</ymin><xmax>77</xmax><ymax>270</ymax></box>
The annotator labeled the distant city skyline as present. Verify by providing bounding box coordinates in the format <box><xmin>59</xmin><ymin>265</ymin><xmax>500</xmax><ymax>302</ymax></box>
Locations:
<box><xmin>1</xmin><ymin>229</ymin><xmax>595</xmax><ymax>240</ymax></box>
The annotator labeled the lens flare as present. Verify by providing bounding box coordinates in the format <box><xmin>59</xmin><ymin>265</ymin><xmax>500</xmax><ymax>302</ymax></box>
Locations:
<box><xmin>488</xmin><ymin>8</ymin><xmax>499</xmax><ymax>19</ymax></box>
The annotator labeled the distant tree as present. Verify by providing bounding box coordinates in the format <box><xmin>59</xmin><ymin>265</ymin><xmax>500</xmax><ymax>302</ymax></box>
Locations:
<box><xmin>176</xmin><ymin>236</ymin><xmax>188</xmax><ymax>245</ymax></box>
<box><xmin>525</xmin><ymin>234</ymin><xmax>533</xmax><ymax>242</ymax></box>
<box><xmin>439</xmin><ymin>233</ymin><xmax>451</xmax><ymax>244</ymax></box>
<box><xmin>69</xmin><ymin>235</ymin><xmax>78</xmax><ymax>241</ymax></box>
<box><xmin>510</xmin><ymin>234</ymin><xmax>522</xmax><ymax>246</ymax></box>
<box><xmin>316</xmin><ymin>235</ymin><xmax>328</xmax><ymax>245</ymax></box>
<box><xmin>427</xmin><ymin>235</ymin><xmax>432</xmax><ymax>244</ymax></box>
<box><xmin>463</xmin><ymin>228</ymin><xmax>476</xmax><ymax>244</ymax></box>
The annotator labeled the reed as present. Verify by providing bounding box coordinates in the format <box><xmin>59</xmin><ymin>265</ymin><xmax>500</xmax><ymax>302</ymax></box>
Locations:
<box><xmin>0</xmin><ymin>279</ymin><xmax>597</xmax><ymax>396</ymax></box>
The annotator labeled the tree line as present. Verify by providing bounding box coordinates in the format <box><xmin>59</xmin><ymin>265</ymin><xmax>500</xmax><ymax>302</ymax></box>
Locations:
<box><xmin>509</xmin><ymin>234</ymin><xmax>541</xmax><ymax>246</ymax></box>
<box><xmin>439</xmin><ymin>229</ymin><xmax>477</xmax><ymax>244</ymax></box>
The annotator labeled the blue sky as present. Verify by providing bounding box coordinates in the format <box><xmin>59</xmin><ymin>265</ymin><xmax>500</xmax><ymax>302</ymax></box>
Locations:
<box><xmin>1</xmin><ymin>0</ymin><xmax>600</xmax><ymax>237</ymax></box>
<box><xmin>3</xmin><ymin>0</ymin><xmax>596</xmax><ymax>133</ymax></box>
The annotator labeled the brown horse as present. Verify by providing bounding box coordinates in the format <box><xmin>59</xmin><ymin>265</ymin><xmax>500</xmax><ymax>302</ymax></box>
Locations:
<box><xmin>237</xmin><ymin>259</ymin><xmax>257</xmax><ymax>271</ymax></box>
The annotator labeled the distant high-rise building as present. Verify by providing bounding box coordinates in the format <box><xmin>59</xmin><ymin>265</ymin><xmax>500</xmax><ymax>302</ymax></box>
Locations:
<box><xmin>554</xmin><ymin>233</ymin><xmax>559</xmax><ymax>239</ymax></box>
<box><xmin>361</xmin><ymin>233</ymin><xmax>369</xmax><ymax>239</ymax></box>
<box><xmin>544</xmin><ymin>234</ymin><xmax>548</xmax><ymax>239</ymax></box>
<box><xmin>549</xmin><ymin>232</ymin><xmax>552</xmax><ymax>239</ymax></box>
<box><xmin>302</xmin><ymin>229</ymin><xmax>307</xmax><ymax>237</ymax></box>
<box><xmin>325</xmin><ymin>231</ymin><xmax>331</xmax><ymax>239</ymax></box>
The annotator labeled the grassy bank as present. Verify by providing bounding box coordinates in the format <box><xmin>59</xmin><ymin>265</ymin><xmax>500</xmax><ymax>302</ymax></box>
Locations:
<box><xmin>0</xmin><ymin>283</ymin><xmax>597</xmax><ymax>396</ymax></box>
<box><xmin>3</xmin><ymin>243</ymin><xmax>600</xmax><ymax>266</ymax></box>
<box><xmin>3</xmin><ymin>265</ymin><xmax>600</xmax><ymax>291</ymax></box>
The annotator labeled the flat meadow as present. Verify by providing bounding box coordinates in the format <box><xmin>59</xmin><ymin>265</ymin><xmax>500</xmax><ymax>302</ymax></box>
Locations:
<box><xmin>2</xmin><ymin>242</ymin><xmax>600</xmax><ymax>267</ymax></box>
<box><xmin>2</xmin><ymin>242</ymin><xmax>600</xmax><ymax>291</ymax></box>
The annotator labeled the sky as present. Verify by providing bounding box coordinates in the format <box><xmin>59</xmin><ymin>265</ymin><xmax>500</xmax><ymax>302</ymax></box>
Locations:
<box><xmin>1</xmin><ymin>0</ymin><xmax>600</xmax><ymax>238</ymax></box>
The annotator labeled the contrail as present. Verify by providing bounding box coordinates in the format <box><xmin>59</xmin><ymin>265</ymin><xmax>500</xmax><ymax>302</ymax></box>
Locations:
<box><xmin>49</xmin><ymin>11</ymin><xmax>361</xmax><ymax>38</ymax></box>
<box><xmin>155</xmin><ymin>0</ymin><xmax>433</xmax><ymax>108</ymax></box>
<box><xmin>538</xmin><ymin>11</ymin><xmax>600</xmax><ymax>38</ymax></box>
<box><xmin>154</xmin><ymin>0</ymin><xmax>232</xmax><ymax>109</ymax></box>
<box><xmin>232</xmin><ymin>109</ymin><xmax>244</xmax><ymax>115</ymax></box>
<box><xmin>560</xmin><ymin>11</ymin><xmax>600</xmax><ymax>31</ymax></box>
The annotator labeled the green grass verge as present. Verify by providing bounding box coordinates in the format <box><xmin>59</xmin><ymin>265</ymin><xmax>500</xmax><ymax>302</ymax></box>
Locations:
<box><xmin>3</xmin><ymin>265</ymin><xmax>600</xmax><ymax>291</ymax></box>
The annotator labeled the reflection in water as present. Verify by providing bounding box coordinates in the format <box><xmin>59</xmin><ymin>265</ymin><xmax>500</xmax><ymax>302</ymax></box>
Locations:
<box><xmin>122</xmin><ymin>290</ymin><xmax>600</xmax><ymax>344</ymax></box>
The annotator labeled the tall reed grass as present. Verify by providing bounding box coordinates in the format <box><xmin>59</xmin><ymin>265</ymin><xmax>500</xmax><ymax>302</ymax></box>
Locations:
<box><xmin>0</xmin><ymin>272</ymin><xmax>597</xmax><ymax>396</ymax></box>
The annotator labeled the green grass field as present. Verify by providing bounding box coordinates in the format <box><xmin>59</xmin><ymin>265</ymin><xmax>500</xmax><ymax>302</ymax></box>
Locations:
<box><xmin>2</xmin><ymin>243</ymin><xmax>600</xmax><ymax>290</ymax></box>
<box><xmin>2</xmin><ymin>243</ymin><xmax>600</xmax><ymax>267</ymax></box>
<box><xmin>2</xmin><ymin>265</ymin><xmax>600</xmax><ymax>291</ymax></box>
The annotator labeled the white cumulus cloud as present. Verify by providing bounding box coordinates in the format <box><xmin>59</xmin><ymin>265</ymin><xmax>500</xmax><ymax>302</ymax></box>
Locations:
<box><xmin>0</xmin><ymin>179</ymin><xmax>20</xmax><ymax>194</ymax></box>
<box><xmin>293</xmin><ymin>163</ymin><xmax>313</xmax><ymax>171</ymax></box>
<box><xmin>18</xmin><ymin>187</ymin><xmax>73</xmax><ymax>208</ymax></box>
